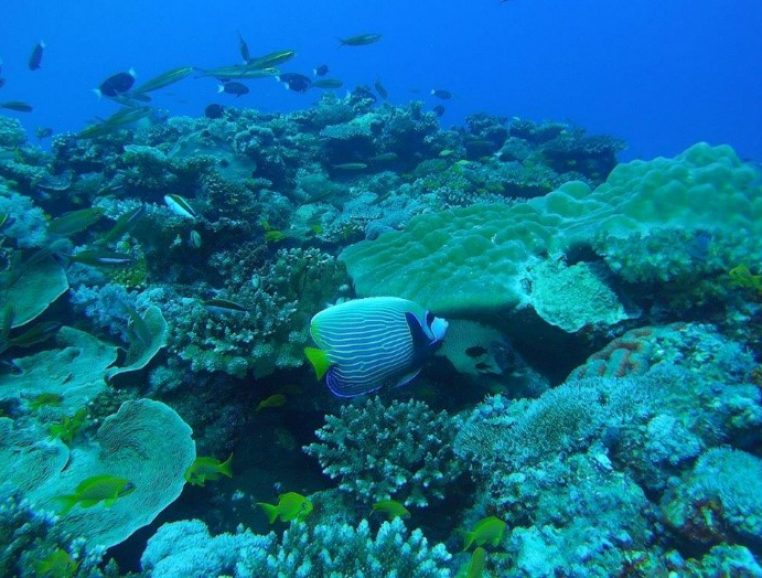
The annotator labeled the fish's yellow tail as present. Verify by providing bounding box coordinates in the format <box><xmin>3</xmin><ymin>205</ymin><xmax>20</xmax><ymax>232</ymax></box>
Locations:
<box><xmin>219</xmin><ymin>453</ymin><xmax>234</xmax><ymax>478</ymax></box>
<box><xmin>257</xmin><ymin>502</ymin><xmax>279</xmax><ymax>524</ymax></box>
<box><xmin>53</xmin><ymin>494</ymin><xmax>78</xmax><ymax>515</ymax></box>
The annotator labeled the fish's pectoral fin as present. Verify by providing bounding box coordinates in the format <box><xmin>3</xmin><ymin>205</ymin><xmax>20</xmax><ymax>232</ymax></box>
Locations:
<box><xmin>393</xmin><ymin>368</ymin><xmax>421</xmax><ymax>389</ymax></box>
<box><xmin>304</xmin><ymin>346</ymin><xmax>331</xmax><ymax>380</ymax></box>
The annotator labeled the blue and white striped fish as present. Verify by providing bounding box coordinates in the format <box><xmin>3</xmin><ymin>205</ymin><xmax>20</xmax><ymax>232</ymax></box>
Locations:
<box><xmin>305</xmin><ymin>297</ymin><xmax>449</xmax><ymax>397</ymax></box>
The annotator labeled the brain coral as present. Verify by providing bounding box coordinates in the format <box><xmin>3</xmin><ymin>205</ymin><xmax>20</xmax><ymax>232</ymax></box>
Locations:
<box><xmin>340</xmin><ymin>143</ymin><xmax>761</xmax><ymax>316</ymax></box>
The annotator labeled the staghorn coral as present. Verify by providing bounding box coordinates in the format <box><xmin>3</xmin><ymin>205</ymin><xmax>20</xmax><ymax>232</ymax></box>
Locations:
<box><xmin>144</xmin><ymin>517</ymin><xmax>453</xmax><ymax>578</ymax></box>
<box><xmin>248</xmin><ymin>518</ymin><xmax>453</xmax><ymax>578</ymax></box>
<box><xmin>304</xmin><ymin>397</ymin><xmax>463</xmax><ymax>508</ymax></box>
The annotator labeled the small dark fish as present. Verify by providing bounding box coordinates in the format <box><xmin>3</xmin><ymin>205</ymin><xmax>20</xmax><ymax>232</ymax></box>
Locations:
<box><xmin>203</xmin><ymin>298</ymin><xmax>247</xmax><ymax>315</ymax></box>
<box><xmin>312</xmin><ymin>78</ymin><xmax>343</xmax><ymax>89</ymax></box>
<box><xmin>277</xmin><ymin>73</ymin><xmax>311</xmax><ymax>93</ymax></box>
<box><xmin>339</xmin><ymin>33</ymin><xmax>383</xmax><ymax>46</ymax></box>
<box><xmin>313</xmin><ymin>64</ymin><xmax>329</xmax><ymax>77</ymax></box>
<box><xmin>0</xmin><ymin>101</ymin><xmax>33</xmax><ymax>113</ymax></box>
<box><xmin>431</xmin><ymin>89</ymin><xmax>452</xmax><ymax>100</ymax></box>
<box><xmin>466</xmin><ymin>345</ymin><xmax>488</xmax><ymax>358</ymax></box>
<box><xmin>28</xmin><ymin>41</ymin><xmax>45</xmax><ymax>70</ymax></box>
<box><xmin>374</xmin><ymin>79</ymin><xmax>388</xmax><ymax>99</ymax></box>
<box><xmin>238</xmin><ymin>32</ymin><xmax>251</xmax><ymax>63</ymax></box>
<box><xmin>218</xmin><ymin>81</ymin><xmax>249</xmax><ymax>96</ymax></box>
<box><xmin>0</xmin><ymin>78</ymin><xmax>5</xmax><ymax>90</ymax></box>
<box><xmin>96</xmin><ymin>69</ymin><xmax>136</xmax><ymax>98</ymax></box>
<box><xmin>205</xmin><ymin>103</ymin><xmax>225</xmax><ymax>119</ymax></box>
<box><xmin>433</xmin><ymin>104</ymin><xmax>445</xmax><ymax>117</ymax></box>
<box><xmin>35</xmin><ymin>127</ymin><xmax>54</xmax><ymax>139</ymax></box>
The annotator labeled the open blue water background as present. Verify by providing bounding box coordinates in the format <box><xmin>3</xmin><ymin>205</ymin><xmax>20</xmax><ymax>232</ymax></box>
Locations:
<box><xmin>1</xmin><ymin>0</ymin><xmax>761</xmax><ymax>160</ymax></box>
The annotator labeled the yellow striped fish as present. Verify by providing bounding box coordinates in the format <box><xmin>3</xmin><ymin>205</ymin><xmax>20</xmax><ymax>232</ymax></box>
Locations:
<box><xmin>305</xmin><ymin>297</ymin><xmax>448</xmax><ymax>397</ymax></box>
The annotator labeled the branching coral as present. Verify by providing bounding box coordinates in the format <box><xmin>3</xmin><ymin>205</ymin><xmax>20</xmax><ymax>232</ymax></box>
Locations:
<box><xmin>304</xmin><ymin>397</ymin><xmax>463</xmax><ymax>507</ymax></box>
<box><xmin>144</xmin><ymin>517</ymin><xmax>453</xmax><ymax>578</ymax></box>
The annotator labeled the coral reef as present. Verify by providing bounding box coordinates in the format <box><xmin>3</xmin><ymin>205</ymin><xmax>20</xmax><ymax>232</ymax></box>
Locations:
<box><xmin>2</xmin><ymin>91</ymin><xmax>761</xmax><ymax>578</ymax></box>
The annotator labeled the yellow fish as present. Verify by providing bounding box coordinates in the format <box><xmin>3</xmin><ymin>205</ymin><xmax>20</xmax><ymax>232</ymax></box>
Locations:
<box><xmin>464</xmin><ymin>547</ymin><xmax>487</xmax><ymax>578</ymax></box>
<box><xmin>184</xmin><ymin>453</ymin><xmax>233</xmax><ymax>487</ymax></box>
<box><xmin>257</xmin><ymin>491</ymin><xmax>313</xmax><ymax>524</ymax></box>
<box><xmin>256</xmin><ymin>394</ymin><xmax>287</xmax><ymax>413</ymax></box>
<box><xmin>28</xmin><ymin>392</ymin><xmax>64</xmax><ymax>410</ymax></box>
<box><xmin>55</xmin><ymin>474</ymin><xmax>135</xmax><ymax>514</ymax></box>
<box><xmin>371</xmin><ymin>499</ymin><xmax>411</xmax><ymax>520</ymax></box>
<box><xmin>463</xmin><ymin>516</ymin><xmax>506</xmax><ymax>551</ymax></box>
<box><xmin>35</xmin><ymin>548</ymin><xmax>79</xmax><ymax>578</ymax></box>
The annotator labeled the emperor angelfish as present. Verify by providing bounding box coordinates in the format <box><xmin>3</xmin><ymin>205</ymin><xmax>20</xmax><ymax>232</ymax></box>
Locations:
<box><xmin>305</xmin><ymin>297</ymin><xmax>448</xmax><ymax>397</ymax></box>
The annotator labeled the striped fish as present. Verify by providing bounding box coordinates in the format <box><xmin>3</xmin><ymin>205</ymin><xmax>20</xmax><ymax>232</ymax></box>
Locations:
<box><xmin>305</xmin><ymin>297</ymin><xmax>448</xmax><ymax>397</ymax></box>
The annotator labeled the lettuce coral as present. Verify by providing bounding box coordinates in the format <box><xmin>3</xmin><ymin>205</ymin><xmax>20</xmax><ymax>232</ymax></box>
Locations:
<box><xmin>0</xmin><ymin>399</ymin><xmax>195</xmax><ymax>549</ymax></box>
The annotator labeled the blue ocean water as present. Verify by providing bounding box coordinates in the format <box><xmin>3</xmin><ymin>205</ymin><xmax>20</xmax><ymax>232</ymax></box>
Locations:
<box><xmin>2</xmin><ymin>0</ymin><xmax>761</xmax><ymax>160</ymax></box>
<box><xmin>1</xmin><ymin>1</ymin><xmax>762</xmax><ymax>577</ymax></box>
